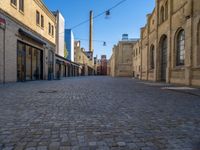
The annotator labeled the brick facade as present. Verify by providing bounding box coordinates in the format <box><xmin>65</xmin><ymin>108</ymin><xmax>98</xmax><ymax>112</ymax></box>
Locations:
<box><xmin>132</xmin><ymin>0</ymin><xmax>200</xmax><ymax>86</ymax></box>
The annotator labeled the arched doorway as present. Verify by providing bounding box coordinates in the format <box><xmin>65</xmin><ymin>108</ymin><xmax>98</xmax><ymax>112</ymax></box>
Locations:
<box><xmin>160</xmin><ymin>35</ymin><xmax>167</xmax><ymax>81</ymax></box>
<box><xmin>150</xmin><ymin>45</ymin><xmax>155</xmax><ymax>69</ymax></box>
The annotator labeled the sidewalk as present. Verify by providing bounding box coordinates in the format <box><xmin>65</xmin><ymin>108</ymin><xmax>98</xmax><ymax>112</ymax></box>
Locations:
<box><xmin>135</xmin><ymin>79</ymin><xmax>200</xmax><ymax>97</ymax></box>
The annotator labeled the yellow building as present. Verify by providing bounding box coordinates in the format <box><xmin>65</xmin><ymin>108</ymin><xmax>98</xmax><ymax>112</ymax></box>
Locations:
<box><xmin>74</xmin><ymin>41</ymin><xmax>94</xmax><ymax>75</ymax></box>
<box><xmin>133</xmin><ymin>40</ymin><xmax>142</xmax><ymax>79</ymax></box>
<box><xmin>133</xmin><ymin>0</ymin><xmax>200</xmax><ymax>86</ymax></box>
<box><xmin>109</xmin><ymin>36</ymin><xmax>137</xmax><ymax>77</ymax></box>
<box><xmin>0</xmin><ymin>0</ymin><xmax>56</xmax><ymax>82</ymax></box>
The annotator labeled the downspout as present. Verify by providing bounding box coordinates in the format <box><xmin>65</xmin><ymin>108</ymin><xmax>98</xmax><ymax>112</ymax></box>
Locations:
<box><xmin>189</xmin><ymin>0</ymin><xmax>194</xmax><ymax>86</ymax></box>
<box><xmin>3</xmin><ymin>25</ymin><xmax>6</xmax><ymax>84</ymax></box>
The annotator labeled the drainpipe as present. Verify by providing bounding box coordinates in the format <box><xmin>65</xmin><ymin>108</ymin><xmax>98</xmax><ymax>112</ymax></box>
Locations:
<box><xmin>3</xmin><ymin>27</ymin><xmax>5</xmax><ymax>84</ymax></box>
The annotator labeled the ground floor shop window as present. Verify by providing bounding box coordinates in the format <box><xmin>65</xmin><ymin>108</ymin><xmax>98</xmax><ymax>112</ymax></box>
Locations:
<box><xmin>48</xmin><ymin>51</ymin><xmax>54</xmax><ymax>80</ymax></box>
<box><xmin>17</xmin><ymin>41</ymin><xmax>43</xmax><ymax>82</ymax></box>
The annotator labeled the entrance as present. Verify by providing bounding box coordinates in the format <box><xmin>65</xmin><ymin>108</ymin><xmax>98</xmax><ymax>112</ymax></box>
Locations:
<box><xmin>160</xmin><ymin>36</ymin><xmax>167</xmax><ymax>81</ymax></box>
<box><xmin>17</xmin><ymin>41</ymin><xmax>43</xmax><ymax>82</ymax></box>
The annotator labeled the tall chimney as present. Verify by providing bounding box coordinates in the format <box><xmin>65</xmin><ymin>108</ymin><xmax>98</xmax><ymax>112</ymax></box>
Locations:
<box><xmin>89</xmin><ymin>10</ymin><xmax>93</xmax><ymax>52</ymax></box>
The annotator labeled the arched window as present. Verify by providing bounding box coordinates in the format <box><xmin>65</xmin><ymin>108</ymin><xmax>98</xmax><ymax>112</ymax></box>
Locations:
<box><xmin>160</xmin><ymin>35</ymin><xmax>168</xmax><ymax>81</ymax></box>
<box><xmin>136</xmin><ymin>49</ymin><xmax>138</xmax><ymax>56</ymax></box>
<box><xmin>176</xmin><ymin>29</ymin><xmax>185</xmax><ymax>66</ymax></box>
<box><xmin>160</xmin><ymin>6</ymin><xmax>165</xmax><ymax>24</ymax></box>
<box><xmin>165</xmin><ymin>1</ymin><xmax>168</xmax><ymax>20</ymax></box>
<box><xmin>150</xmin><ymin>45</ymin><xmax>155</xmax><ymax>69</ymax></box>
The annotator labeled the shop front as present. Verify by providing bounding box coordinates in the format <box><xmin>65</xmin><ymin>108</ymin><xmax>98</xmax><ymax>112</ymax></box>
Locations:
<box><xmin>17</xmin><ymin>41</ymin><xmax>43</xmax><ymax>82</ymax></box>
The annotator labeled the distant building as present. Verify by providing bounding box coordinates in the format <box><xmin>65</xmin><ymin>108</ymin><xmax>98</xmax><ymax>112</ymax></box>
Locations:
<box><xmin>96</xmin><ymin>55</ymin><xmax>108</xmax><ymax>75</ymax></box>
<box><xmin>65</xmin><ymin>29</ymin><xmax>74</xmax><ymax>61</ymax></box>
<box><xmin>109</xmin><ymin>34</ymin><xmax>138</xmax><ymax>77</ymax></box>
<box><xmin>52</xmin><ymin>11</ymin><xmax>65</xmax><ymax>57</ymax></box>
<box><xmin>74</xmin><ymin>41</ymin><xmax>94</xmax><ymax>76</ymax></box>
<box><xmin>100</xmin><ymin>55</ymin><xmax>107</xmax><ymax>75</ymax></box>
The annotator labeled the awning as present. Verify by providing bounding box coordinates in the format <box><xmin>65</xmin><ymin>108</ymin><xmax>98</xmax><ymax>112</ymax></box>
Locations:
<box><xmin>18</xmin><ymin>28</ymin><xmax>46</xmax><ymax>45</ymax></box>
<box><xmin>56</xmin><ymin>59</ymin><xmax>63</xmax><ymax>64</ymax></box>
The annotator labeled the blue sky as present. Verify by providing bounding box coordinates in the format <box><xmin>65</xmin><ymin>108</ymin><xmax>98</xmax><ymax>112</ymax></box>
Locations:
<box><xmin>43</xmin><ymin>0</ymin><xmax>155</xmax><ymax>59</ymax></box>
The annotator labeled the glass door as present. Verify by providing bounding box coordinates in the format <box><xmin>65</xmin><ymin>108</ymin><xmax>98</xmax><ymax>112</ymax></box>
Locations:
<box><xmin>25</xmin><ymin>46</ymin><xmax>32</xmax><ymax>80</ymax></box>
<box><xmin>17</xmin><ymin>42</ymin><xmax>26</xmax><ymax>82</ymax></box>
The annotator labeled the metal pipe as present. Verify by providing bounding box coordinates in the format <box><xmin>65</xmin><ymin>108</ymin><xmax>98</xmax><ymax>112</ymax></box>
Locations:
<box><xmin>3</xmin><ymin>26</ymin><xmax>5</xmax><ymax>84</ymax></box>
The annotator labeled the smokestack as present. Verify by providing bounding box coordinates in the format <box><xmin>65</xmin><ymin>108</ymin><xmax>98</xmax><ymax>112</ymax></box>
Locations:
<box><xmin>89</xmin><ymin>10</ymin><xmax>93</xmax><ymax>52</ymax></box>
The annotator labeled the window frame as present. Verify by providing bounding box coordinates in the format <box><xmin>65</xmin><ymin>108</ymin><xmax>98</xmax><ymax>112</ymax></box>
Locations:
<box><xmin>48</xmin><ymin>22</ymin><xmax>51</xmax><ymax>35</ymax></box>
<box><xmin>19</xmin><ymin>0</ymin><xmax>24</xmax><ymax>12</ymax></box>
<box><xmin>150</xmin><ymin>45</ymin><xmax>155</xmax><ymax>69</ymax></box>
<box><xmin>160</xmin><ymin>6</ymin><xmax>165</xmax><ymax>24</ymax></box>
<box><xmin>51</xmin><ymin>25</ymin><xmax>54</xmax><ymax>37</ymax></box>
<box><xmin>41</xmin><ymin>15</ymin><xmax>44</xmax><ymax>28</ymax></box>
<box><xmin>176</xmin><ymin>29</ymin><xmax>185</xmax><ymax>66</ymax></box>
<box><xmin>36</xmin><ymin>11</ymin><xmax>40</xmax><ymax>25</ymax></box>
<box><xmin>11</xmin><ymin>0</ymin><xmax>17</xmax><ymax>7</ymax></box>
<box><xmin>165</xmin><ymin>1</ymin><xmax>168</xmax><ymax>20</ymax></box>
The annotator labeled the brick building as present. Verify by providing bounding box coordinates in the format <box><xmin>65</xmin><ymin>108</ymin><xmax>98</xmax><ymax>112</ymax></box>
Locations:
<box><xmin>0</xmin><ymin>0</ymin><xmax>56</xmax><ymax>83</ymax></box>
<box><xmin>96</xmin><ymin>55</ymin><xmax>108</xmax><ymax>75</ymax></box>
<box><xmin>109</xmin><ymin>35</ymin><xmax>137</xmax><ymax>77</ymax></box>
<box><xmin>0</xmin><ymin>0</ymin><xmax>80</xmax><ymax>83</ymax></box>
<box><xmin>132</xmin><ymin>0</ymin><xmax>200</xmax><ymax>86</ymax></box>
<box><xmin>74</xmin><ymin>41</ymin><xmax>94</xmax><ymax>76</ymax></box>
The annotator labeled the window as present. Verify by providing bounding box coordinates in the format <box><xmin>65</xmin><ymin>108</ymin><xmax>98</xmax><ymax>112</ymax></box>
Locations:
<box><xmin>11</xmin><ymin>0</ymin><xmax>17</xmax><ymax>6</ymax></box>
<box><xmin>165</xmin><ymin>1</ymin><xmax>168</xmax><ymax>20</ymax></box>
<box><xmin>152</xmin><ymin>19</ymin><xmax>155</xmax><ymax>25</ymax></box>
<box><xmin>52</xmin><ymin>25</ymin><xmax>54</xmax><ymax>36</ymax></box>
<box><xmin>36</xmin><ymin>11</ymin><xmax>40</xmax><ymax>25</ymax></box>
<box><xmin>176</xmin><ymin>30</ymin><xmax>185</xmax><ymax>66</ymax></box>
<box><xmin>160</xmin><ymin>6</ymin><xmax>165</xmax><ymax>24</ymax></box>
<box><xmin>41</xmin><ymin>15</ymin><xmax>44</xmax><ymax>28</ymax></box>
<box><xmin>19</xmin><ymin>0</ymin><xmax>24</xmax><ymax>12</ymax></box>
<box><xmin>150</xmin><ymin>45</ymin><xmax>155</xmax><ymax>69</ymax></box>
<box><xmin>48</xmin><ymin>22</ymin><xmax>51</xmax><ymax>34</ymax></box>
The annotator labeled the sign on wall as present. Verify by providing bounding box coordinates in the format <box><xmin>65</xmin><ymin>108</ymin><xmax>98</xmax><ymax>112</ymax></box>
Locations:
<box><xmin>0</xmin><ymin>18</ymin><xmax>6</xmax><ymax>30</ymax></box>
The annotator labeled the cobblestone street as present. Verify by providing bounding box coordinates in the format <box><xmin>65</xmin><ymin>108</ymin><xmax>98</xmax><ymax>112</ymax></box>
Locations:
<box><xmin>0</xmin><ymin>77</ymin><xmax>200</xmax><ymax>150</ymax></box>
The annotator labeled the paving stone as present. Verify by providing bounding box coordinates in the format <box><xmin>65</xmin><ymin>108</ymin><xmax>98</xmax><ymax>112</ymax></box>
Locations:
<box><xmin>49</xmin><ymin>142</ymin><xmax>60</xmax><ymax>150</ymax></box>
<box><xmin>36</xmin><ymin>146</ymin><xmax>48</xmax><ymax>150</ymax></box>
<box><xmin>25</xmin><ymin>147</ymin><xmax>36</xmax><ymax>150</ymax></box>
<box><xmin>2</xmin><ymin>147</ymin><xmax>14</xmax><ymax>150</ymax></box>
<box><xmin>116</xmin><ymin>142</ymin><xmax>126</xmax><ymax>147</ymax></box>
<box><xmin>88</xmin><ymin>142</ymin><xmax>97</xmax><ymax>146</ymax></box>
<box><xmin>0</xmin><ymin>77</ymin><xmax>199</xmax><ymax>150</ymax></box>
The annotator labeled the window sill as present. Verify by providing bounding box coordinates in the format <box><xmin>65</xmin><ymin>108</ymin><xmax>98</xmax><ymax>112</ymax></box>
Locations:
<box><xmin>149</xmin><ymin>69</ymin><xmax>154</xmax><ymax>72</ymax></box>
<box><xmin>173</xmin><ymin>66</ymin><xmax>185</xmax><ymax>71</ymax></box>
<box><xmin>36</xmin><ymin>24</ymin><xmax>40</xmax><ymax>28</ymax></box>
<box><xmin>19</xmin><ymin>10</ymin><xmax>24</xmax><ymax>15</ymax></box>
<box><xmin>192</xmin><ymin>66</ymin><xmax>200</xmax><ymax>70</ymax></box>
<box><xmin>10</xmin><ymin>3</ymin><xmax>17</xmax><ymax>9</ymax></box>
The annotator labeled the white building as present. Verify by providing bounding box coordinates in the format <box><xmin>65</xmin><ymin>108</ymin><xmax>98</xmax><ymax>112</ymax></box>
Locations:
<box><xmin>53</xmin><ymin>11</ymin><xmax>65</xmax><ymax>57</ymax></box>
<box><xmin>65</xmin><ymin>29</ymin><xmax>74</xmax><ymax>62</ymax></box>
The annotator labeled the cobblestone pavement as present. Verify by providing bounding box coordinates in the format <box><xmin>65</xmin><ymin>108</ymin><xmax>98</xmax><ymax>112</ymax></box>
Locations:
<box><xmin>0</xmin><ymin>77</ymin><xmax>200</xmax><ymax>150</ymax></box>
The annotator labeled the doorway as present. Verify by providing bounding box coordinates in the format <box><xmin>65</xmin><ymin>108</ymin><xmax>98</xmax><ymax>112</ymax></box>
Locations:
<box><xmin>160</xmin><ymin>36</ymin><xmax>167</xmax><ymax>81</ymax></box>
